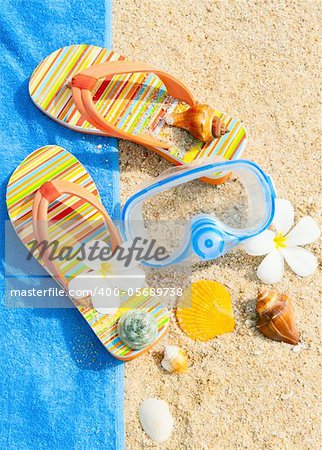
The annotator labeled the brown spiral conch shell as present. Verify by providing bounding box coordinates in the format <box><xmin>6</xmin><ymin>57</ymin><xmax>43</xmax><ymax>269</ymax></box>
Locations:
<box><xmin>165</xmin><ymin>104</ymin><xmax>229</xmax><ymax>142</ymax></box>
<box><xmin>256</xmin><ymin>288</ymin><xmax>300</xmax><ymax>345</ymax></box>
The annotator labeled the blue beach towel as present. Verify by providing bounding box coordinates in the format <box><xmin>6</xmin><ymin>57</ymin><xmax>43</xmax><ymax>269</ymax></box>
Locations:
<box><xmin>0</xmin><ymin>1</ymin><xmax>124</xmax><ymax>449</ymax></box>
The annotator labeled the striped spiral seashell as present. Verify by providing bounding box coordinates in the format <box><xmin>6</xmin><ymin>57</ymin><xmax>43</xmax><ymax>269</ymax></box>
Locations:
<box><xmin>256</xmin><ymin>288</ymin><xmax>300</xmax><ymax>345</ymax></box>
<box><xmin>165</xmin><ymin>104</ymin><xmax>229</xmax><ymax>142</ymax></box>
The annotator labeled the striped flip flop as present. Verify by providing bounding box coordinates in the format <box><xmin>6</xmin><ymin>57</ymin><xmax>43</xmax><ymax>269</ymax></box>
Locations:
<box><xmin>29</xmin><ymin>44</ymin><xmax>246</xmax><ymax>185</ymax></box>
<box><xmin>6</xmin><ymin>145</ymin><xmax>169</xmax><ymax>361</ymax></box>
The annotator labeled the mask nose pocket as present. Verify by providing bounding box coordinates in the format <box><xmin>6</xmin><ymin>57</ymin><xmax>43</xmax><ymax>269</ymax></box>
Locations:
<box><xmin>191</xmin><ymin>217</ymin><xmax>225</xmax><ymax>260</ymax></box>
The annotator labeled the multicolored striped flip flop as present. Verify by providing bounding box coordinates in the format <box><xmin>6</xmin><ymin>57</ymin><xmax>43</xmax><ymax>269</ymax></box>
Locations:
<box><xmin>6</xmin><ymin>145</ymin><xmax>169</xmax><ymax>361</ymax></box>
<box><xmin>29</xmin><ymin>44</ymin><xmax>246</xmax><ymax>185</ymax></box>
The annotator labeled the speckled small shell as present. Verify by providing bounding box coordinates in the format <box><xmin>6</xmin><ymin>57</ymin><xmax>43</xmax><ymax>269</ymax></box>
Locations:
<box><xmin>161</xmin><ymin>345</ymin><xmax>189</xmax><ymax>373</ymax></box>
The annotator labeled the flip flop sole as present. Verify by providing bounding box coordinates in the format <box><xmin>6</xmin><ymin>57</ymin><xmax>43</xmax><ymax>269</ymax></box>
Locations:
<box><xmin>29</xmin><ymin>44</ymin><xmax>246</xmax><ymax>170</ymax></box>
<box><xmin>6</xmin><ymin>145</ymin><xmax>169</xmax><ymax>361</ymax></box>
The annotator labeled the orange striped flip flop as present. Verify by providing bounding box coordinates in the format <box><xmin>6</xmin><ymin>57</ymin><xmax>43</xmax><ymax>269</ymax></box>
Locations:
<box><xmin>6</xmin><ymin>145</ymin><xmax>169</xmax><ymax>361</ymax></box>
<box><xmin>29</xmin><ymin>44</ymin><xmax>246</xmax><ymax>185</ymax></box>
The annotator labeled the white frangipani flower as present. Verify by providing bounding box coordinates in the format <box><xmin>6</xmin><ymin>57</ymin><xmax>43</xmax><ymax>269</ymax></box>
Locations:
<box><xmin>243</xmin><ymin>199</ymin><xmax>320</xmax><ymax>284</ymax></box>
<box><xmin>68</xmin><ymin>240</ymin><xmax>146</xmax><ymax>315</ymax></box>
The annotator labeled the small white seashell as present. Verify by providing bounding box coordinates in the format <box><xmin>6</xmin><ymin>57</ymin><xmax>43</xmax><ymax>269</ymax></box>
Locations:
<box><xmin>291</xmin><ymin>342</ymin><xmax>308</xmax><ymax>353</ymax></box>
<box><xmin>281</xmin><ymin>390</ymin><xmax>294</xmax><ymax>400</ymax></box>
<box><xmin>139</xmin><ymin>398</ymin><xmax>174</xmax><ymax>443</ymax></box>
<box><xmin>161</xmin><ymin>345</ymin><xmax>189</xmax><ymax>374</ymax></box>
<box><xmin>245</xmin><ymin>319</ymin><xmax>255</xmax><ymax>328</ymax></box>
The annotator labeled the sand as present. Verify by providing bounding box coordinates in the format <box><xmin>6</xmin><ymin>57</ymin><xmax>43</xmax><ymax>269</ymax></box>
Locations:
<box><xmin>112</xmin><ymin>1</ymin><xmax>321</xmax><ymax>449</ymax></box>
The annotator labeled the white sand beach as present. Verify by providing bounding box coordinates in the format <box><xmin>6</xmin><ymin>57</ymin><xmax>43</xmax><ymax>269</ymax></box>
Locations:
<box><xmin>113</xmin><ymin>1</ymin><xmax>321</xmax><ymax>448</ymax></box>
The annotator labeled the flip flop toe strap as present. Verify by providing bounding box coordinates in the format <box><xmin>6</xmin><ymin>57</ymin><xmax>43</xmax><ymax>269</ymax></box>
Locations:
<box><xmin>32</xmin><ymin>179</ymin><xmax>122</xmax><ymax>289</ymax></box>
<box><xmin>71</xmin><ymin>61</ymin><xmax>196</xmax><ymax>149</ymax></box>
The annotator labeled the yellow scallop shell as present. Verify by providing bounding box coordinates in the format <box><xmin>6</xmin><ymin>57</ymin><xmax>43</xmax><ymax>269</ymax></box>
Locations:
<box><xmin>176</xmin><ymin>280</ymin><xmax>235</xmax><ymax>341</ymax></box>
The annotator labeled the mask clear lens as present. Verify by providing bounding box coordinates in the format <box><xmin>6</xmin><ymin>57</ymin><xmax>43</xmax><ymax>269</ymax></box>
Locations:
<box><xmin>140</xmin><ymin>175</ymin><xmax>249</xmax><ymax>256</ymax></box>
<box><xmin>122</xmin><ymin>160</ymin><xmax>276</xmax><ymax>267</ymax></box>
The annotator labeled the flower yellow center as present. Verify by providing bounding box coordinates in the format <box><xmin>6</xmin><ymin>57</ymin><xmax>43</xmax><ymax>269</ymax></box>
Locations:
<box><xmin>274</xmin><ymin>233</ymin><xmax>287</xmax><ymax>249</ymax></box>
<box><xmin>100</xmin><ymin>262</ymin><xmax>113</xmax><ymax>276</ymax></box>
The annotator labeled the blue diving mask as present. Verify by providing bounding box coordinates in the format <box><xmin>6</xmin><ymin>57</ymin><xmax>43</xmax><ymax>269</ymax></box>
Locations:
<box><xmin>121</xmin><ymin>159</ymin><xmax>276</xmax><ymax>268</ymax></box>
